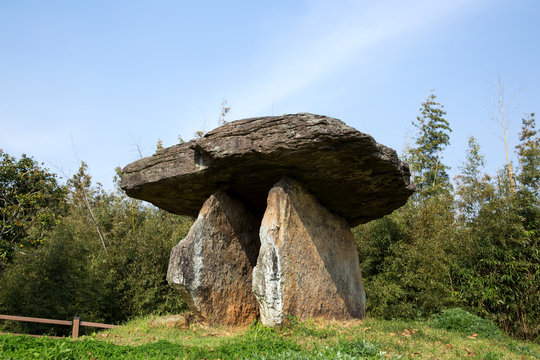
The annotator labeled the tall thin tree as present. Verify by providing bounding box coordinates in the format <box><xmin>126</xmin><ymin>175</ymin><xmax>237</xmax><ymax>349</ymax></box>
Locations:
<box><xmin>494</xmin><ymin>75</ymin><xmax>517</xmax><ymax>193</ymax></box>
<box><xmin>406</xmin><ymin>92</ymin><xmax>452</xmax><ymax>199</ymax></box>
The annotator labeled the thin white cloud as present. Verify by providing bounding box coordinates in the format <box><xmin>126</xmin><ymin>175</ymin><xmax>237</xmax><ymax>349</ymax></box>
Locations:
<box><xmin>231</xmin><ymin>0</ymin><xmax>484</xmax><ymax>118</ymax></box>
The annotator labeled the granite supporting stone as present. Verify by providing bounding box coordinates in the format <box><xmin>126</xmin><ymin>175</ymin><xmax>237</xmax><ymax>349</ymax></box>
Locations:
<box><xmin>252</xmin><ymin>177</ymin><xmax>366</xmax><ymax>326</ymax></box>
<box><xmin>166</xmin><ymin>190</ymin><xmax>260</xmax><ymax>326</ymax></box>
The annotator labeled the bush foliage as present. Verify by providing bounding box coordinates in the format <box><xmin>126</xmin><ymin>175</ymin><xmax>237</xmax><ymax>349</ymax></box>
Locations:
<box><xmin>429</xmin><ymin>308</ymin><xmax>502</xmax><ymax>339</ymax></box>
<box><xmin>0</xmin><ymin>164</ymin><xmax>191</xmax><ymax>335</ymax></box>
<box><xmin>0</xmin><ymin>151</ymin><xmax>66</xmax><ymax>269</ymax></box>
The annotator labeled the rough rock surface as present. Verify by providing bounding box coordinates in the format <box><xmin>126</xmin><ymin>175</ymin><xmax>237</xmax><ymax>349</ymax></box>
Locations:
<box><xmin>166</xmin><ymin>190</ymin><xmax>260</xmax><ymax>326</ymax></box>
<box><xmin>121</xmin><ymin>113</ymin><xmax>413</xmax><ymax>226</ymax></box>
<box><xmin>252</xmin><ymin>177</ymin><xmax>366</xmax><ymax>326</ymax></box>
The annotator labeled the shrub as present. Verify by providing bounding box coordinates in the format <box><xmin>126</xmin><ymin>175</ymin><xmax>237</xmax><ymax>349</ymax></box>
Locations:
<box><xmin>355</xmin><ymin>195</ymin><xmax>459</xmax><ymax>319</ymax></box>
<box><xmin>429</xmin><ymin>308</ymin><xmax>502</xmax><ymax>339</ymax></box>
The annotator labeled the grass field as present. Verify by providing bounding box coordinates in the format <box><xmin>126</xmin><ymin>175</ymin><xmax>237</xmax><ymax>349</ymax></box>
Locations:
<box><xmin>1</xmin><ymin>310</ymin><xmax>539</xmax><ymax>359</ymax></box>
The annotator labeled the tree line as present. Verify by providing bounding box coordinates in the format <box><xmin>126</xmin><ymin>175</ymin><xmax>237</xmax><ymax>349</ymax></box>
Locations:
<box><xmin>0</xmin><ymin>156</ymin><xmax>191</xmax><ymax>335</ymax></box>
<box><xmin>355</xmin><ymin>94</ymin><xmax>538</xmax><ymax>340</ymax></box>
<box><xmin>0</xmin><ymin>94</ymin><xmax>538</xmax><ymax>340</ymax></box>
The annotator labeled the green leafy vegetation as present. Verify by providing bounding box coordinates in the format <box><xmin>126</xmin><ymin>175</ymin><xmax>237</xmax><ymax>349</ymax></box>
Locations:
<box><xmin>405</xmin><ymin>93</ymin><xmax>452</xmax><ymax>199</ymax></box>
<box><xmin>0</xmin><ymin>151</ymin><xmax>66</xmax><ymax>270</ymax></box>
<box><xmin>355</xmin><ymin>100</ymin><xmax>539</xmax><ymax>341</ymax></box>
<box><xmin>0</xmin><ymin>163</ymin><xmax>191</xmax><ymax>336</ymax></box>
<box><xmin>429</xmin><ymin>308</ymin><xmax>502</xmax><ymax>339</ymax></box>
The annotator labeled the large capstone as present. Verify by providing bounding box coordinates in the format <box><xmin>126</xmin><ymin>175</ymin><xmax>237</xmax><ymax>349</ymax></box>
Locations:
<box><xmin>166</xmin><ymin>190</ymin><xmax>260</xmax><ymax>326</ymax></box>
<box><xmin>252</xmin><ymin>177</ymin><xmax>366</xmax><ymax>326</ymax></box>
<box><xmin>121</xmin><ymin>113</ymin><xmax>414</xmax><ymax>227</ymax></box>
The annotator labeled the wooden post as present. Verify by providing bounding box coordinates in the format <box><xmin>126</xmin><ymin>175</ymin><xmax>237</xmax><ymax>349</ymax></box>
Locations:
<box><xmin>72</xmin><ymin>317</ymin><xmax>80</xmax><ymax>339</ymax></box>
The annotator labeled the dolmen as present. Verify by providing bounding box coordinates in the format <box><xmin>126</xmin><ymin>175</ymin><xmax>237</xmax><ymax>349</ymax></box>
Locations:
<box><xmin>120</xmin><ymin>113</ymin><xmax>414</xmax><ymax>326</ymax></box>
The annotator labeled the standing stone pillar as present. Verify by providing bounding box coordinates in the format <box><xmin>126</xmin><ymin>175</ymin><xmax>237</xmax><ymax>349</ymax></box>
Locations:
<box><xmin>167</xmin><ymin>190</ymin><xmax>260</xmax><ymax>326</ymax></box>
<box><xmin>252</xmin><ymin>177</ymin><xmax>366</xmax><ymax>326</ymax></box>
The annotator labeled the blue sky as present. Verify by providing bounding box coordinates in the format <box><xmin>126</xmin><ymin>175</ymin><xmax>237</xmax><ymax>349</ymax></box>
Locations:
<box><xmin>1</xmin><ymin>0</ymin><xmax>539</xmax><ymax>189</ymax></box>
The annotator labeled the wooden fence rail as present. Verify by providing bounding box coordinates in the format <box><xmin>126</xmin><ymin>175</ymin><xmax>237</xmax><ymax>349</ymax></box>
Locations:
<box><xmin>0</xmin><ymin>314</ymin><xmax>117</xmax><ymax>338</ymax></box>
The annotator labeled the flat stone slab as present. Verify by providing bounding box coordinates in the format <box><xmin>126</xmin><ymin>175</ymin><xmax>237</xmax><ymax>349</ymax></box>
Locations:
<box><xmin>121</xmin><ymin>113</ymin><xmax>413</xmax><ymax>226</ymax></box>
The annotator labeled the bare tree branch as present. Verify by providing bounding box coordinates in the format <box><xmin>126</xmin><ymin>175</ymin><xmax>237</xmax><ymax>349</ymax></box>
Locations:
<box><xmin>494</xmin><ymin>74</ymin><xmax>517</xmax><ymax>193</ymax></box>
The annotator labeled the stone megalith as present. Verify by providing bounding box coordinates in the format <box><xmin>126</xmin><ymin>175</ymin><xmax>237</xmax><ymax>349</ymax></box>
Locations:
<box><xmin>166</xmin><ymin>190</ymin><xmax>260</xmax><ymax>326</ymax></box>
<box><xmin>120</xmin><ymin>113</ymin><xmax>414</xmax><ymax>226</ymax></box>
<box><xmin>253</xmin><ymin>177</ymin><xmax>365</xmax><ymax>326</ymax></box>
<box><xmin>121</xmin><ymin>113</ymin><xmax>414</xmax><ymax>326</ymax></box>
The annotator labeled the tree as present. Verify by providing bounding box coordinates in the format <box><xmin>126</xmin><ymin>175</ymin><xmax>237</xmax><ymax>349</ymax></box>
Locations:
<box><xmin>516</xmin><ymin>113</ymin><xmax>539</xmax><ymax>195</ymax></box>
<box><xmin>355</xmin><ymin>195</ymin><xmax>458</xmax><ymax>319</ymax></box>
<box><xmin>514</xmin><ymin>112</ymin><xmax>539</xmax><ymax>267</ymax></box>
<box><xmin>493</xmin><ymin>76</ymin><xmax>517</xmax><ymax>193</ymax></box>
<box><xmin>0</xmin><ymin>151</ymin><xmax>66</xmax><ymax>269</ymax></box>
<box><xmin>354</xmin><ymin>92</ymin><xmax>456</xmax><ymax>319</ymax></box>
<box><xmin>455</xmin><ymin>136</ymin><xmax>492</xmax><ymax>223</ymax></box>
<box><xmin>452</xmin><ymin>121</ymin><xmax>539</xmax><ymax>339</ymax></box>
<box><xmin>67</xmin><ymin>162</ymin><xmax>107</xmax><ymax>250</ymax></box>
<box><xmin>406</xmin><ymin>93</ymin><xmax>452</xmax><ymax>198</ymax></box>
<box><xmin>462</xmin><ymin>176</ymin><xmax>539</xmax><ymax>339</ymax></box>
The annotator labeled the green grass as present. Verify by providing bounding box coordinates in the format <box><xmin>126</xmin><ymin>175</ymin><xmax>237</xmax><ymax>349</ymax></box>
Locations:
<box><xmin>1</xmin><ymin>311</ymin><xmax>539</xmax><ymax>359</ymax></box>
